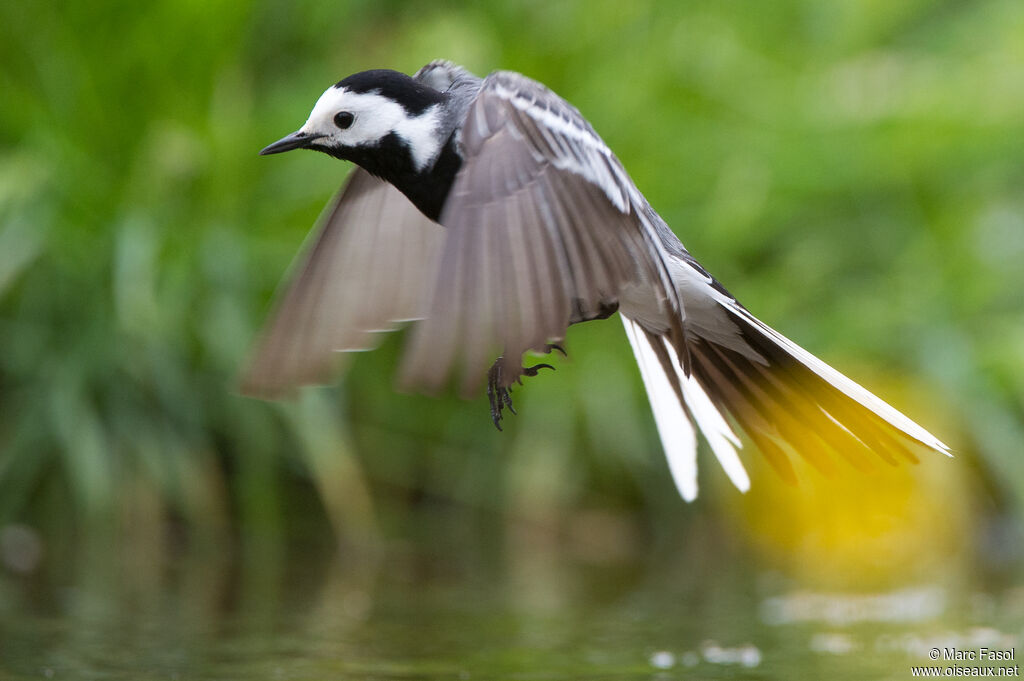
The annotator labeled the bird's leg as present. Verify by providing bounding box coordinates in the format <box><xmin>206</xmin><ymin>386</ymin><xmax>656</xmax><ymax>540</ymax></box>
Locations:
<box><xmin>487</xmin><ymin>344</ymin><xmax>567</xmax><ymax>430</ymax></box>
<box><xmin>487</xmin><ymin>358</ymin><xmax>515</xmax><ymax>431</ymax></box>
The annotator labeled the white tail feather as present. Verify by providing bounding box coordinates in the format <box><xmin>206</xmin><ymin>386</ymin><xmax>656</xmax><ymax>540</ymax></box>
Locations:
<box><xmin>622</xmin><ymin>316</ymin><xmax>698</xmax><ymax>500</ymax></box>
<box><xmin>623</xmin><ymin>316</ymin><xmax>751</xmax><ymax>499</ymax></box>
<box><xmin>662</xmin><ymin>340</ymin><xmax>750</xmax><ymax>493</ymax></box>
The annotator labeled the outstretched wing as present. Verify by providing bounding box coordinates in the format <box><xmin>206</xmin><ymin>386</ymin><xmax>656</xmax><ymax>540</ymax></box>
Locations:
<box><xmin>241</xmin><ymin>168</ymin><xmax>445</xmax><ymax>396</ymax></box>
<box><xmin>400</xmin><ymin>71</ymin><xmax>683</xmax><ymax>396</ymax></box>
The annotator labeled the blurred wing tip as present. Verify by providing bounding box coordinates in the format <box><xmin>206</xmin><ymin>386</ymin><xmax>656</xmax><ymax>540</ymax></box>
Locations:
<box><xmin>394</xmin><ymin>361</ymin><xmax>448</xmax><ymax>398</ymax></box>
<box><xmin>236</xmin><ymin>349</ymin><xmax>347</xmax><ymax>400</ymax></box>
<box><xmin>235</xmin><ymin>374</ymin><xmax>294</xmax><ymax>401</ymax></box>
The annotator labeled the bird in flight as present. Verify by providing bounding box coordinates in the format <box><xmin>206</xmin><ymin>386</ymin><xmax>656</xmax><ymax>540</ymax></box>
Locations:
<box><xmin>245</xmin><ymin>60</ymin><xmax>950</xmax><ymax>500</ymax></box>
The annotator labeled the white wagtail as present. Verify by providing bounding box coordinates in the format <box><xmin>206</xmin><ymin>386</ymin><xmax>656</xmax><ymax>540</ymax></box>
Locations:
<box><xmin>246</xmin><ymin>60</ymin><xmax>950</xmax><ymax>500</ymax></box>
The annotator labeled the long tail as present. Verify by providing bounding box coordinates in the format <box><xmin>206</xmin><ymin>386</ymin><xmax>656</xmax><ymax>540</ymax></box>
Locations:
<box><xmin>621</xmin><ymin>312</ymin><xmax>950</xmax><ymax>501</ymax></box>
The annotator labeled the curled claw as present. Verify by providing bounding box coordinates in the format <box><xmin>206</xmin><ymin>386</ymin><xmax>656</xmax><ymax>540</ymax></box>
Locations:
<box><xmin>546</xmin><ymin>344</ymin><xmax>567</xmax><ymax>357</ymax></box>
<box><xmin>523</xmin><ymin>363</ymin><xmax>554</xmax><ymax>376</ymax></box>
<box><xmin>486</xmin><ymin>346</ymin><xmax>566</xmax><ymax>430</ymax></box>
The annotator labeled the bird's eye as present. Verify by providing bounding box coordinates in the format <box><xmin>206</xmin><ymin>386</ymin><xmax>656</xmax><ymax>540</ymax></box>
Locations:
<box><xmin>334</xmin><ymin>112</ymin><xmax>354</xmax><ymax>129</ymax></box>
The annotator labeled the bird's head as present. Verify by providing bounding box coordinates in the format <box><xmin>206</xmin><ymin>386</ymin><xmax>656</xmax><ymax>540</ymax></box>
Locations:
<box><xmin>260</xmin><ymin>69</ymin><xmax>449</xmax><ymax>174</ymax></box>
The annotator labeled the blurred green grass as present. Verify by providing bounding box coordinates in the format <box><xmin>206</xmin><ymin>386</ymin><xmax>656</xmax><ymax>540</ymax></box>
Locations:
<box><xmin>0</xmin><ymin>0</ymin><xmax>1021</xmax><ymax>558</ymax></box>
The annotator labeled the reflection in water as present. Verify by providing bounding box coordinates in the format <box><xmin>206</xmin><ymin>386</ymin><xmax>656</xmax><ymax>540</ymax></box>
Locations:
<box><xmin>809</xmin><ymin>632</ymin><xmax>858</xmax><ymax>655</ymax></box>
<box><xmin>761</xmin><ymin>587</ymin><xmax>947</xmax><ymax>625</ymax></box>
<box><xmin>0</xmin><ymin>507</ymin><xmax>1020</xmax><ymax>681</ymax></box>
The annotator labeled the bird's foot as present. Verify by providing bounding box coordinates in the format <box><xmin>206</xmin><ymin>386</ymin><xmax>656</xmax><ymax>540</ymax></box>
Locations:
<box><xmin>487</xmin><ymin>360</ymin><xmax>516</xmax><ymax>431</ymax></box>
<box><xmin>487</xmin><ymin>345</ymin><xmax>567</xmax><ymax>431</ymax></box>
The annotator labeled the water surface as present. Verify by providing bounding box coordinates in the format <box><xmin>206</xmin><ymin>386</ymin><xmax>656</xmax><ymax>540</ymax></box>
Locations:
<box><xmin>1</xmin><ymin>514</ymin><xmax>1020</xmax><ymax>680</ymax></box>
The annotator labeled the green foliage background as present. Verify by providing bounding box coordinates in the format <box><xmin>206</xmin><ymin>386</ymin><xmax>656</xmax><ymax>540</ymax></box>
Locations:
<box><xmin>1</xmin><ymin>0</ymin><xmax>1022</xmax><ymax>551</ymax></box>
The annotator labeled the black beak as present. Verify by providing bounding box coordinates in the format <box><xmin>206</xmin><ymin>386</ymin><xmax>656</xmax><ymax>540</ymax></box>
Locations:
<box><xmin>259</xmin><ymin>130</ymin><xmax>325</xmax><ymax>155</ymax></box>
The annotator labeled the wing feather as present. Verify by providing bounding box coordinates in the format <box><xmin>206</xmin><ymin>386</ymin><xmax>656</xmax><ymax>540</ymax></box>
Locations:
<box><xmin>401</xmin><ymin>72</ymin><xmax>676</xmax><ymax>396</ymax></box>
<box><xmin>241</xmin><ymin>169</ymin><xmax>445</xmax><ymax>396</ymax></box>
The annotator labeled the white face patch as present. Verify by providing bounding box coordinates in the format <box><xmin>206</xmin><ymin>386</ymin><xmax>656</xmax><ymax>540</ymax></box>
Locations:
<box><xmin>299</xmin><ymin>87</ymin><xmax>444</xmax><ymax>172</ymax></box>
